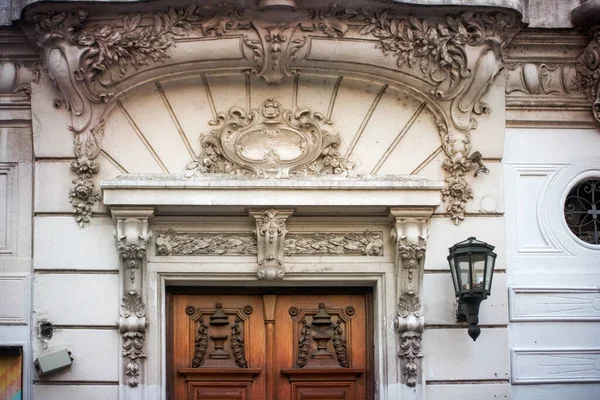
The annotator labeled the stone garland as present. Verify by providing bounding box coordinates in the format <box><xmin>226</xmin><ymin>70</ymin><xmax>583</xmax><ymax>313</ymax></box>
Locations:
<box><xmin>155</xmin><ymin>230</ymin><xmax>384</xmax><ymax>257</ymax></box>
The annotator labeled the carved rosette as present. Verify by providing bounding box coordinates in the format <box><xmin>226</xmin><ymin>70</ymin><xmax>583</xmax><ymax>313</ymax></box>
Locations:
<box><xmin>250</xmin><ymin>208</ymin><xmax>293</xmax><ymax>280</ymax></box>
<box><xmin>391</xmin><ymin>213</ymin><xmax>429</xmax><ymax>388</ymax></box>
<box><xmin>186</xmin><ymin>98</ymin><xmax>354</xmax><ymax>179</ymax></box>
<box><xmin>114</xmin><ymin>210</ymin><xmax>153</xmax><ymax>388</ymax></box>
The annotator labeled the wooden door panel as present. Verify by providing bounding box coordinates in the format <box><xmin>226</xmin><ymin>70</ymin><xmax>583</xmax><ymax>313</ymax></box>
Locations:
<box><xmin>189</xmin><ymin>383</ymin><xmax>249</xmax><ymax>400</ymax></box>
<box><xmin>172</xmin><ymin>295</ymin><xmax>266</xmax><ymax>400</ymax></box>
<box><xmin>169</xmin><ymin>291</ymin><xmax>371</xmax><ymax>400</ymax></box>
<box><xmin>292</xmin><ymin>383</ymin><xmax>354</xmax><ymax>400</ymax></box>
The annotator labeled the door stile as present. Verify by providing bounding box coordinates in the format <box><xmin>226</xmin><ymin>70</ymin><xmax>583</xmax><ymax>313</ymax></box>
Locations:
<box><xmin>262</xmin><ymin>295</ymin><xmax>277</xmax><ymax>400</ymax></box>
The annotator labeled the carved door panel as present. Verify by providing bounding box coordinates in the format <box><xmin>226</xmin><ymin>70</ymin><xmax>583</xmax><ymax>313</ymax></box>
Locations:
<box><xmin>169</xmin><ymin>292</ymin><xmax>371</xmax><ymax>400</ymax></box>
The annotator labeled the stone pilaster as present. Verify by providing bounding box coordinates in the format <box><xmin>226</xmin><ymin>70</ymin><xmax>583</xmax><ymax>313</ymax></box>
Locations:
<box><xmin>112</xmin><ymin>208</ymin><xmax>154</xmax><ymax>395</ymax></box>
<box><xmin>390</xmin><ymin>207</ymin><xmax>433</xmax><ymax>396</ymax></box>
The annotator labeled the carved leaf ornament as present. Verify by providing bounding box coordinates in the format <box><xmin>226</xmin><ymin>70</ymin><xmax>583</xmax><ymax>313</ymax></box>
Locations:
<box><xmin>186</xmin><ymin>99</ymin><xmax>354</xmax><ymax>178</ymax></box>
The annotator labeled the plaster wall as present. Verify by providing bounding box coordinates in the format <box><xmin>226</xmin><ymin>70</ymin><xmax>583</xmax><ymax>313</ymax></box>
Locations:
<box><xmin>504</xmin><ymin>127</ymin><xmax>600</xmax><ymax>400</ymax></box>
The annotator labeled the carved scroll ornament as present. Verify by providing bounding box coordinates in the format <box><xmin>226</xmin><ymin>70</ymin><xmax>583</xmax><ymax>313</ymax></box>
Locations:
<box><xmin>186</xmin><ymin>98</ymin><xmax>354</xmax><ymax>179</ymax></box>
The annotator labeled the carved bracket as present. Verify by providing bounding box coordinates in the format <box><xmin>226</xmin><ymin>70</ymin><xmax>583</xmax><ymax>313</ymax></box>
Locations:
<box><xmin>390</xmin><ymin>209</ymin><xmax>430</xmax><ymax>388</ymax></box>
<box><xmin>249</xmin><ymin>208</ymin><xmax>293</xmax><ymax>280</ymax></box>
<box><xmin>113</xmin><ymin>208</ymin><xmax>154</xmax><ymax>388</ymax></box>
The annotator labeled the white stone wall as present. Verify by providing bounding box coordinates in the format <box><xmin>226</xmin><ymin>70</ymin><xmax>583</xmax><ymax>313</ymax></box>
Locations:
<box><xmin>504</xmin><ymin>127</ymin><xmax>600</xmax><ymax>400</ymax></box>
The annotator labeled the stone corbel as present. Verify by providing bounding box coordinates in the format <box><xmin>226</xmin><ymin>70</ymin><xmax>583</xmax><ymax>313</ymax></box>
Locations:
<box><xmin>572</xmin><ymin>1</ymin><xmax>600</xmax><ymax>123</ymax></box>
<box><xmin>249</xmin><ymin>208</ymin><xmax>294</xmax><ymax>280</ymax></box>
<box><xmin>390</xmin><ymin>208</ymin><xmax>431</xmax><ymax>389</ymax></box>
<box><xmin>113</xmin><ymin>208</ymin><xmax>154</xmax><ymax>389</ymax></box>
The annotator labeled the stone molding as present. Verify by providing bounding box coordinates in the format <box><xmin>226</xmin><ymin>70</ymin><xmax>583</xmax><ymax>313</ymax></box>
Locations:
<box><xmin>505</xmin><ymin>30</ymin><xmax>600</xmax><ymax>125</ymax></box>
<box><xmin>390</xmin><ymin>208</ymin><xmax>432</xmax><ymax>388</ymax></box>
<box><xmin>30</xmin><ymin>4</ymin><xmax>521</xmax><ymax>227</ymax></box>
<box><xmin>113</xmin><ymin>208</ymin><xmax>154</xmax><ymax>389</ymax></box>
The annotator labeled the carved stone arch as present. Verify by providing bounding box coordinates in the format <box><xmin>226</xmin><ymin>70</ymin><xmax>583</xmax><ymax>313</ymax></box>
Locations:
<box><xmin>27</xmin><ymin>1</ymin><xmax>521</xmax><ymax>226</ymax></box>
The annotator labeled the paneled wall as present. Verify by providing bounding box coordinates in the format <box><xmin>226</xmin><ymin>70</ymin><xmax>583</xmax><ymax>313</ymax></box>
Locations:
<box><xmin>504</xmin><ymin>128</ymin><xmax>600</xmax><ymax>400</ymax></box>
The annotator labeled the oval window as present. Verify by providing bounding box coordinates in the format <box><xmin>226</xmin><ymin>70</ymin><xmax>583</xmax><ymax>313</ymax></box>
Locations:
<box><xmin>564</xmin><ymin>179</ymin><xmax>600</xmax><ymax>245</ymax></box>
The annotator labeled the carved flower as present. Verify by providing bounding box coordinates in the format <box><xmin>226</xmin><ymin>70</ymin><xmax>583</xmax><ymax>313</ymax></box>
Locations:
<box><xmin>448</xmin><ymin>182</ymin><xmax>471</xmax><ymax>201</ymax></box>
<box><xmin>72</xmin><ymin>183</ymin><xmax>93</xmax><ymax>200</ymax></box>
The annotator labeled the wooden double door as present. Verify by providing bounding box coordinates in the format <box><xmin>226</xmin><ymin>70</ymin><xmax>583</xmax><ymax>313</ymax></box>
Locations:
<box><xmin>168</xmin><ymin>289</ymin><xmax>373</xmax><ymax>400</ymax></box>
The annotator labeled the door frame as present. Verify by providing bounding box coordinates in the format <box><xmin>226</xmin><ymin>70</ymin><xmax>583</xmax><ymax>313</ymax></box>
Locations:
<box><xmin>147</xmin><ymin>268</ymin><xmax>396</xmax><ymax>400</ymax></box>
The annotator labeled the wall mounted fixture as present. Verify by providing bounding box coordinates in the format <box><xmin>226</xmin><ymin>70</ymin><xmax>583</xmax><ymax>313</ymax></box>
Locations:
<box><xmin>447</xmin><ymin>237</ymin><xmax>497</xmax><ymax>341</ymax></box>
<box><xmin>468</xmin><ymin>151</ymin><xmax>490</xmax><ymax>177</ymax></box>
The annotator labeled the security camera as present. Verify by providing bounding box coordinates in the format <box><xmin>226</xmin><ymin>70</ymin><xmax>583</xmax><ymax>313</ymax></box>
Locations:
<box><xmin>34</xmin><ymin>349</ymin><xmax>74</xmax><ymax>377</ymax></box>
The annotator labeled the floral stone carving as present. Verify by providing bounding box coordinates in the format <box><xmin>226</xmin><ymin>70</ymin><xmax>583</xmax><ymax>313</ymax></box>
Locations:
<box><xmin>397</xmin><ymin>291</ymin><xmax>424</xmax><ymax>388</ymax></box>
<box><xmin>285</xmin><ymin>231</ymin><xmax>383</xmax><ymax>256</ymax></box>
<box><xmin>186</xmin><ymin>99</ymin><xmax>354</xmax><ymax>178</ymax></box>
<box><xmin>156</xmin><ymin>231</ymin><xmax>257</xmax><ymax>256</ymax></box>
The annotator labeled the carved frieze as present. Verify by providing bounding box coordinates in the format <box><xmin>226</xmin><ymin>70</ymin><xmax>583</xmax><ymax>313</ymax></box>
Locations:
<box><xmin>285</xmin><ymin>231</ymin><xmax>383</xmax><ymax>256</ymax></box>
<box><xmin>186</xmin><ymin>98</ymin><xmax>354</xmax><ymax>179</ymax></box>
<box><xmin>155</xmin><ymin>230</ymin><xmax>383</xmax><ymax>257</ymax></box>
<box><xmin>156</xmin><ymin>231</ymin><xmax>257</xmax><ymax>256</ymax></box>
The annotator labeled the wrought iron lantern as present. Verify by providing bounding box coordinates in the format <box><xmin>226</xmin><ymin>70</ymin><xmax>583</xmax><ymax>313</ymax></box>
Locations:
<box><xmin>447</xmin><ymin>237</ymin><xmax>497</xmax><ymax>341</ymax></box>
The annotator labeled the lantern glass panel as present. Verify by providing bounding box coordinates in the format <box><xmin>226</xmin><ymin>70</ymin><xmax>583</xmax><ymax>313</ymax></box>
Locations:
<box><xmin>472</xmin><ymin>253</ymin><xmax>486</xmax><ymax>290</ymax></box>
<box><xmin>449</xmin><ymin>257</ymin><xmax>460</xmax><ymax>294</ymax></box>
<box><xmin>485</xmin><ymin>254</ymin><xmax>495</xmax><ymax>291</ymax></box>
<box><xmin>457</xmin><ymin>254</ymin><xmax>470</xmax><ymax>290</ymax></box>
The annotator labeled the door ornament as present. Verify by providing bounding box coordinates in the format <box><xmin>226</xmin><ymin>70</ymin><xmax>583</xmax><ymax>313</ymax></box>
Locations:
<box><xmin>290</xmin><ymin>303</ymin><xmax>351</xmax><ymax>369</ymax></box>
<box><xmin>186</xmin><ymin>303</ymin><xmax>253</xmax><ymax>368</ymax></box>
<box><xmin>186</xmin><ymin>98</ymin><xmax>354</xmax><ymax>179</ymax></box>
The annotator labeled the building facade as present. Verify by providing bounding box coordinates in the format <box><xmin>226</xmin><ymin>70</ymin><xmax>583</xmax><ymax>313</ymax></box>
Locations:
<box><xmin>0</xmin><ymin>0</ymin><xmax>599</xmax><ymax>399</ymax></box>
